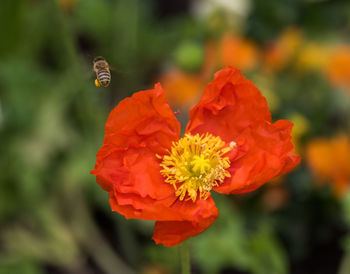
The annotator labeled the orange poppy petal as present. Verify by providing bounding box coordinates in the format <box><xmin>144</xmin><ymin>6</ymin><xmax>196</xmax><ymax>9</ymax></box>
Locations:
<box><xmin>152</xmin><ymin>197</ymin><xmax>218</xmax><ymax>246</ymax></box>
<box><xmin>306</xmin><ymin>134</ymin><xmax>350</xmax><ymax>197</ymax></box>
<box><xmin>91</xmin><ymin>84</ymin><xmax>183</xmax><ymax>220</ymax></box>
<box><xmin>186</xmin><ymin>67</ymin><xmax>299</xmax><ymax>194</ymax></box>
<box><xmin>110</xmin><ymin>187</ymin><xmax>218</xmax><ymax>224</ymax></box>
<box><xmin>104</xmin><ymin>83</ymin><xmax>180</xmax><ymax>155</ymax></box>
<box><xmin>186</xmin><ymin>66</ymin><xmax>271</xmax><ymax>142</ymax></box>
<box><xmin>215</xmin><ymin>120</ymin><xmax>300</xmax><ymax>194</ymax></box>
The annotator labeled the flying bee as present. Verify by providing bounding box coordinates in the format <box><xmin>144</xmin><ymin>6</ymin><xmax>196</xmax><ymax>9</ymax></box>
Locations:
<box><xmin>93</xmin><ymin>56</ymin><xmax>111</xmax><ymax>87</ymax></box>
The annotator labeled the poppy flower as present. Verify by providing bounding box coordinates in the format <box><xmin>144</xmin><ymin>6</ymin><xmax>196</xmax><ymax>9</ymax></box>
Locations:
<box><xmin>91</xmin><ymin>67</ymin><xmax>300</xmax><ymax>246</ymax></box>
<box><xmin>219</xmin><ymin>34</ymin><xmax>260</xmax><ymax>71</ymax></box>
<box><xmin>307</xmin><ymin>134</ymin><xmax>350</xmax><ymax>197</ymax></box>
<box><xmin>325</xmin><ymin>45</ymin><xmax>350</xmax><ymax>92</ymax></box>
<box><xmin>157</xmin><ymin>68</ymin><xmax>205</xmax><ymax>109</ymax></box>
<box><xmin>264</xmin><ymin>28</ymin><xmax>302</xmax><ymax>72</ymax></box>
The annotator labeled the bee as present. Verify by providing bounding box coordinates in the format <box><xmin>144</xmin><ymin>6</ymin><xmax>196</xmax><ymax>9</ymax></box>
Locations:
<box><xmin>93</xmin><ymin>56</ymin><xmax>111</xmax><ymax>87</ymax></box>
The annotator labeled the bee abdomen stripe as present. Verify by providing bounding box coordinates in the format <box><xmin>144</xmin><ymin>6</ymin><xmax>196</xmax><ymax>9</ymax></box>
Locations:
<box><xmin>98</xmin><ymin>75</ymin><xmax>110</xmax><ymax>79</ymax></box>
<box><xmin>99</xmin><ymin>78</ymin><xmax>110</xmax><ymax>83</ymax></box>
<box><xmin>98</xmin><ymin>71</ymin><xmax>110</xmax><ymax>76</ymax></box>
<box><xmin>98</xmin><ymin>69</ymin><xmax>110</xmax><ymax>73</ymax></box>
<box><xmin>97</xmin><ymin>70</ymin><xmax>110</xmax><ymax>77</ymax></box>
<box><xmin>98</xmin><ymin>74</ymin><xmax>110</xmax><ymax>78</ymax></box>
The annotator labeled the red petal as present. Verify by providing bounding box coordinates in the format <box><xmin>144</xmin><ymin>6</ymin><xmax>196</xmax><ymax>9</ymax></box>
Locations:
<box><xmin>104</xmin><ymin>83</ymin><xmax>180</xmax><ymax>155</ymax></box>
<box><xmin>215</xmin><ymin>120</ymin><xmax>301</xmax><ymax>194</ymax></box>
<box><xmin>91</xmin><ymin>84</ymin><xmax>183</xmax><ymax>220</ymax></box>
<box><xmin>152</xmin><ymin>197</ymin><xmax>218</xmax><ymax>246</ymax></box>
<box><xmin>185</xmin><ymin>67</ymin><xmax>299</xmax><ymax>194</ymax></box>
<box><xmin>110</xmin><ymin>185</ymin><xmax>218</xmax><ymax>224</ymax></box>
<box><xmin>186</xmin><ymin>67</ymin><xmax>271</xmax><ymax>142</ymax></box>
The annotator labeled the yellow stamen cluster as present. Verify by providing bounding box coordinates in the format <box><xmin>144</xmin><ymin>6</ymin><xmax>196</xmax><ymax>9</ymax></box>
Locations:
<box><xmin>159</xmin><ymin>133</ymin><xmax>234</xmax><ymax>202</ymax></box>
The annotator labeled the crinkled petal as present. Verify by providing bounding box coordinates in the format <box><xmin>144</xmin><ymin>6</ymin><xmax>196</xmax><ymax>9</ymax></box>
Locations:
<box><xmin>104</xmin><ymin>83</ymin><xmax>180</xmax><ymax>155</ymax></box>
<box><xmin>152</xmin><ymin>197</ymin><xmax>218</xmax><ymax>246</ymax></box>
<box><xmin>91</xmin><ymin>84</ymin><xmax>184</xmax><ymax>220</ymax></box>
<box><xmin>186</xmin><ymin>66</ymin><xmax>271</xmax><ymax>142</ymax></box>
<box><xmin>186</xmin><ymin>67</ymin><xmax>299</xmax><ymax>194</ymax></box>
<box><xmin>214</xmin><ymin>120</ymin><xmax>300</xmax><ymax>194</ymax></box>
<box><xmin>110</xmin><ymin>187</ymin><xmax>218</xmax><ymax>223</ymax></box>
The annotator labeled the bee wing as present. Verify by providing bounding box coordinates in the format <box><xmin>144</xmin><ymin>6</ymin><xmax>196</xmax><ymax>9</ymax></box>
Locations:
<box><xmin>109</xmin><ymin>65</ymin><xmax>118</xmax><ymax>72</ymax></box>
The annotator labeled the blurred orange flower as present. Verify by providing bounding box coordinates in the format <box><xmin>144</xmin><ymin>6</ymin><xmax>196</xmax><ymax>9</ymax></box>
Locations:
<box><xmin>202</xmin><ymin>40</ymin><xmax>219</xmax><ymax>78</ymax></box>
<box><xmin>264</xmin><ymin>28</ymin><xmax>302</xmax><ymax>72</ymax></box>
<box><xmin>261</xmin><ymin>183</ymin><xmax>289</xmax><ymax>211</ymax></box>
<box><xmin>325</xmin><ymin>45</ymin><xmax>350</xmax><ymax>92</ymax></box>
<box><xmin>306</xmin><ymin>134</ymin><xmax>350</xmax><ymax>197</ymax></box>
<box><xmin>219</xmin><ymin>34</ymin><xmax>260</xmax><ymax>71</ymax></box>
<box><xmin>157</xmin><ymin>69</ymin><xmax>205</xmax><ymax>108</ymax></box>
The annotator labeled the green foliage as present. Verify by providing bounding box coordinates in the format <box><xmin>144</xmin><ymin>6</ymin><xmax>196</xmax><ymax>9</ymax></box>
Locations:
<box><xmin>145</xmin><ymin>245</ymin><xmax>180</xmax><ymax>273</ymax></box>
<box><xmin>342</xmin><ymin>193</ymin><xmax>350</xmax><ymax>229</ymax></box>
<box><xmin>192</xmin><ymin>196</ymin><xmax>288</xmax><ymax>274</ymax></box>
<box><xmin>0</xmin><ymin>258</ymin><xmax>42</xmax><ymax>274</ymax></box>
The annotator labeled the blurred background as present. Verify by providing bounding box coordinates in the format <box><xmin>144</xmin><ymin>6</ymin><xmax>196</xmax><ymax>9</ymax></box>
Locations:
<box><xmin>1</xmin><ymin>0</ymin><xmax>350</xmax><ymax>273</ymax></box>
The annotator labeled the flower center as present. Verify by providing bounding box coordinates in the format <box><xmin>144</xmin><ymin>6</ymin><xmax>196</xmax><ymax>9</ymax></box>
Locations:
<box><xmin>159</xmin><ymin>133</ymin><xmax>235</xmax><ymax>202</ymax></box>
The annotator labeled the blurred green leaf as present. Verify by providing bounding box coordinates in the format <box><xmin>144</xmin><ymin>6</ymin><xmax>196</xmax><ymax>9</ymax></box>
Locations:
<box><xmin>173</xmin><ymin>41</ymin><xmax>204</xmax><ymax>72</ymax></box>
<box><xmin>0</xmin><ymin>258</ymin><xmax>42</xmax><ymax>274</ymax></box>
<box><xmin>192</xmin><ymin>196</ymin><xmax>288</xmax><ymax>274</ymax></box>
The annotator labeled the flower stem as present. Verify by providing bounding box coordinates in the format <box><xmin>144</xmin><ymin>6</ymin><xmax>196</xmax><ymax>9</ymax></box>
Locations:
<box><xmin>181</xmin><ymin>241</ymin><xmax>190</xmax><ymax>274</ymax></box>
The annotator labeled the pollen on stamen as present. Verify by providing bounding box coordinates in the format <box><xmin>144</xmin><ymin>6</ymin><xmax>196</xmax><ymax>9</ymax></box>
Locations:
<box><xmin>230</xmin><ymin>141</ymin><xmax>237</xmax><ymax>148</ymax></box>
<box><xmin>159</xmin><ymin>133</ymin><xmax>234</xmax><ymax>202</ymax></box>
